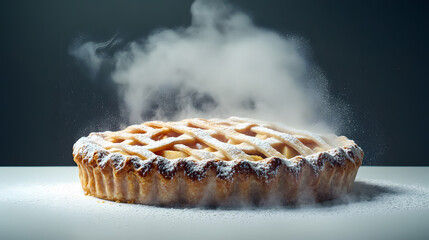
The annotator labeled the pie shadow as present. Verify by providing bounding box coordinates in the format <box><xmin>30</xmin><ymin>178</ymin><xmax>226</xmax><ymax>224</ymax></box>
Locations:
<box><xmin>313</xmin><ymin>181</ymin><xmax>402</xmax><ymax>208</ymax></box>
<box><xmin>180</xmin><ymin>181</ymin><xmax>403</xmax><ymax>210</ymax></box>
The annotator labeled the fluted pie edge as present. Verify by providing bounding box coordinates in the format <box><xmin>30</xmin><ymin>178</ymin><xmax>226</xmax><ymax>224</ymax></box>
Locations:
<box><xmin>73</xmin><ymin>139</ymin><xmax>363</xmax><ymax>207</ymax></box>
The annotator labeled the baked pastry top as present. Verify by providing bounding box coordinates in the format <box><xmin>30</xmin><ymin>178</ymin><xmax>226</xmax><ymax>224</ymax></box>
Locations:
<box><xmin>73</xmin><ymin>117</ymin><xmax>363</xmax><ymax>206</ymax></box>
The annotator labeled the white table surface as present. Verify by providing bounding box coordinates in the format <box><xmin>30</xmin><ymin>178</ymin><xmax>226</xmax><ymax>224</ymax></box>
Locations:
<box><xmin>1</xmin><ymin>167</ymin><xmax>429</xmax><ymax>240</ymax></box>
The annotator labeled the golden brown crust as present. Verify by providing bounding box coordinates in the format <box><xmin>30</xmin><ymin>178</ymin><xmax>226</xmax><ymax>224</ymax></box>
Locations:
<box><xmin>73</xmin><ymin>142</ymin><xmax>363</xmax><ymax>206</ymax></box>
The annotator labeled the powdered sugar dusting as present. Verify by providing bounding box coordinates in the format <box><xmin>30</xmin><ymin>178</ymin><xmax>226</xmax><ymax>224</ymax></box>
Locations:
<box><xmin>73</xmin><ymin>117</ymin><xmax>363</xmax><ymax>182</ymax></box>
<box><xmin>74</xmin><ymin>131</ymin><xmax>362</xmax><ymax>178</ymax></box>
<box><xmin>216</xmin><ymin>160</ymin><xmax>235</xmax><ymax>178</ymax></box>
<box><xmin>75</xmin><ymin>117</ymin><xmax>356</xmax><ymax>163</ymax></box>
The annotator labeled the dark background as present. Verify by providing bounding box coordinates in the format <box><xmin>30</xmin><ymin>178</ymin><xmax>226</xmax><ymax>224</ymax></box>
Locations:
<box><xmin>1</xmin><ymin>0</ymin><xmax>428</xmax><ymax>166</ymax></box>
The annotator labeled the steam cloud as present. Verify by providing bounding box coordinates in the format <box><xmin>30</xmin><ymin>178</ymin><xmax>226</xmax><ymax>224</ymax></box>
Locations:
<box><xmin>71</xmin><ymin>0</ymin><xmax>348</xmax><ymax>133</ymax></box>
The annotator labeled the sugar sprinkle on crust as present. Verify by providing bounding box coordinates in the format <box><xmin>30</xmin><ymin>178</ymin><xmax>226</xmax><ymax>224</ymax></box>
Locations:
<box><xmin>73</xmin><ymin>117</ymin><xmax>363</xmax><ymax>206</ymax></box>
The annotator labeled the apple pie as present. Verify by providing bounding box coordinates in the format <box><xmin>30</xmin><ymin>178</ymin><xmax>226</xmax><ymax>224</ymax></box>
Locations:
<box><xmin>73</xmin><ymin>117</ymin><xmax>363</xmax><ymax>206</ymax></box>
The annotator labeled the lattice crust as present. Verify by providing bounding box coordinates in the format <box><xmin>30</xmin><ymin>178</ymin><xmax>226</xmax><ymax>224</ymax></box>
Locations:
<box><xmin>88</xmin><ymin>117</ymin><xmax>341</xmax><ymax>162</ymax></box>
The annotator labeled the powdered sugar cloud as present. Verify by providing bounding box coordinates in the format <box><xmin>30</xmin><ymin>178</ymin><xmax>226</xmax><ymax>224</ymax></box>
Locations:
<box><xmin>71</xmin><ymin>0</ymin><xmax>348</xmax><ymax>133</ymax></box>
